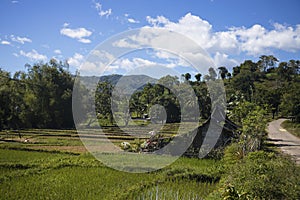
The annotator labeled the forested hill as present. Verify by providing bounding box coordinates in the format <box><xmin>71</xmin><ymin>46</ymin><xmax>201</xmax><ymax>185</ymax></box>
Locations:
<box><xmin>80</xmin><ymin>74</ymin><xmax>157</xmax><ymax>93</ymax></box>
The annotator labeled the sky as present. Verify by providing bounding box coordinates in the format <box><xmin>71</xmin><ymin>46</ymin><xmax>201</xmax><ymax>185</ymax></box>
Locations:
<box><xmin>1</xmin><ymin>0</ymin><xmax>300</xmax><ymax>77</ymax></box>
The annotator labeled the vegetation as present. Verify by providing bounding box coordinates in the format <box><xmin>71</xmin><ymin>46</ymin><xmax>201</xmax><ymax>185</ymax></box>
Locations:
<box><xmin>0</xmin><ymin>60</ymin><xmax>75</xmax><ymax>129</ymax></box>
<box><xmin>281</xmin><ymin>120</ymin><xmax>300</xmax><ymax>138</ymax></box>
<box><xmin>208</xmin><ymin>147</ymin><xmax>300</xmax><ymax>200</ymax></box>
<box><xmin>0</xmin><ymin>146</ymin><xmax>221</xmax><ymax>200</ymax></box>
<box><xmin>1</xmin><ymin>55</ymin><xmax>300</xmax><ymax>199</ymax></box>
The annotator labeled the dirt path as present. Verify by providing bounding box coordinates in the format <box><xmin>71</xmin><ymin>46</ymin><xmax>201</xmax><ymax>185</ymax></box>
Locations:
<box><xmin>267</xmin><ymin>118</ymin><xmax>300</xmax><ymax>164</ymax></box>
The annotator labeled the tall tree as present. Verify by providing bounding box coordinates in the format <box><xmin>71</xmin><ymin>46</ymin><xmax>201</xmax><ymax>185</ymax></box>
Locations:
<box><xmin>95</xmin><ymin>81</ymin><xmax>114</xmax><ymax>125</ymax></box>
<box><xmin>184</xmin><ymin>73</ymin><xmax>191</xmax><ymax>82</ymax></box>
<box><xmin>218</xmin><ymin>66</ymin><xmax>228</xmax><ymax>80</ymax></box>
<box><xmin>257</xmin><ymin>55</ymin><xmax>278</xmax><ymax>72</ymax></box>
<box><xmin>195</xmin><ymin>73</ymin><xmax>202</xmax><ymax>82</ymax></box>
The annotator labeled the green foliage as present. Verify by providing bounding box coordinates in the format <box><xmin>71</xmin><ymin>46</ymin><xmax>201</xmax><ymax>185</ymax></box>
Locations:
<box><xmin>222</xmin><ymin>151</ymin><xmax>300</xmax><ymax>200</ymax></box>
<box><xmin>280</xmin><ymin>82</ymin><xmax>300</xmax><ymax>122</ymax></box>
<box><xmin>222</xmin><ymin>143</ymin><xmax>244</xmax><ymax>168</ymax></box>
<box><xmin>281</xmin><ymin>120</ymin><xmax>300</xmax><ymax>137</ymax></box>
<box><xmin>0</xmin><ymin>61</ymin><xmax>75</xmax><ymax>129</ymax></box>
<box><xmin>95</xmin><ymin>81</ymin><xmax>114</xmax><ymax>125</ymax></box>
<box><xmin>240</xmin><ymin>106</ymin><xmax>267</xmax><ymax>153</ymax></box>
<box><xmin>229</xmin><ymin>101</ymin><xmax>256</xmax><ymax>126</ymax></box>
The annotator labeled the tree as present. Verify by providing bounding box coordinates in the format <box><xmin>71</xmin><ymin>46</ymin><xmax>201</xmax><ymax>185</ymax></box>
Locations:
<box><xmin>258</xmin><ymin>55</ymin><xmax>278</xmax><ymax>72</ymax></box>
<box><xmin>208</xmin><ymin>67</ymin><xmax>217</xmax><ymax>80</ymax></box>
<box><xmin>195</xmin><ymin>73</ymin><xmax>202</xmax><ymax>82</ymax></box>
<box><xmin>23</xmin><ymin>61</ymin><xmax>74</xmax><ymax>128</ymax></box>
<box><xmin>229</xmin><ymin>101</ymin><xmax>267</xmax><ymax>154</ymax></box>
<box><xmin>240</xmin><ymin>106</ymin><xmax>267</xmax><ymax>154</ymax></box>
<box><xmin>253</xmin><ymin>81</ymin><xmax>281</xmax><ymax>119</ymax></box>
<box><xmin>232</xmin><ymin>66</ymin><xmax>240</xmax><ymax>77</ymax></box>
<box><xmin>218</xmin><ymin>66</ymin><xmax>228</xmax><ymax>80</ymax></box>
<box><xmin>95</xmin><ymin>81</ymin><xmax>114</xmax><ymax>125</ymax></box>
<box><xmin>277</xmin><ymin>60</ymin><xmax>299</xmax><ymax>82</ymax></box>
<box><xmin>226</xmin><ymin>72</ymin><xmax>232</xmax><ymax>80</ymax></box>
<box><xmin>0</xmin><ymin>69</ymin><xmax>11</xmax><ymax>130</ymax></box>
<box><xmin>0</xmin><ymin>60</ymin><xmax>75</xmax><ymax>129</ymax></box>
<box><xmin>183</xmin><ymin>73</ymin><xmax>191</xmax><ymax>82</ymax></box>
<box><xmin>157</xmin><ymin>75</ymin><xmax>179</xmax><ymax>94</ymax></box>
<box><xmin>280</xmin><ymin>82</ymin><xmax>300</xmax><ymax>122</ymax></box>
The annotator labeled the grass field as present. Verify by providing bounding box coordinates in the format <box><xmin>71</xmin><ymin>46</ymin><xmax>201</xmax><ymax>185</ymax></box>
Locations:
<box><xmin>1</xmin><ymin>125</ymin><xmax>299</xmax><ymax>199</ymax></box>
<box><xmin>0</xmin><ymin>127</ymin><xmax>221</xmax><ymax>200</ymax></box>
<box><xmin>0</xmin><ymin>148</ymin><xmax>220</xmax><ymax>199</ymax></box>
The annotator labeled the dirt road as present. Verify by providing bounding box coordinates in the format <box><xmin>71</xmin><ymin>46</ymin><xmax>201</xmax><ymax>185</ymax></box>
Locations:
<box><xmin>267</xmin><ymin>119</ymin><xmax>300</xmax><ymax>164</ymax></box>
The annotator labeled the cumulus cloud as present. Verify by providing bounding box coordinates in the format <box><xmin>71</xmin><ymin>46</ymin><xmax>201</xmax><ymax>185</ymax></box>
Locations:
<box><xmin>94</xmin><ymin>1</ymin><xmax>112</xmax><ymax>17</ymax></box>
<box><xmin>10</xmin><ymin>35</ymin><xmax>32</xmax><ymax>44</ymax></box>
<box><xmin>146</xmin><ymin>16</ymin><xmax>170</xmax><ymax>26</ymax></box>
<box><xmin>1</xmin><ymin>40</ymin><xmax>10</xmax><ymax>45</ymax></box>
<box><xmin>78</xmin><ymin>50</ymin><xmax>115</xmax><ymax>76</ymax></box>
<box><xmin>67</xmin><ymin>53</ymin><xmax>84</xmax><ymax>68</ymax></box>
<box><xmin>213</xmin><ymin>52</ymin><xmax>239</xmax><ymax>68</ymax></box>
<box><xmin>231</xmin><ymin>23</ymin><xmax>300</xmax><ymax>55</ymax></box>
<box><xmin>112</xmin><ymin>27</ymin><xmax>215</xmax><ymax>73</ymax></box>
<box><xmin>60</xmin><ymin>26</ymin><xmax>92</xmax><ymax>43</ymax></box>
<box><xmin>19</xmin><ymin>49</ymin><xmax>47</xmax><ymax>62</ymax></box>
<box><xmin>144</xmin><ymin>13</ymin><xmax>300</xmax><ymax>68</ymax></box>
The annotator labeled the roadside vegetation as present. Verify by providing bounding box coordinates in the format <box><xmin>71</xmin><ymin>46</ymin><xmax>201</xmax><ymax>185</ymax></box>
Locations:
<box><xmin>281</xmin><ymin>120</ymin><xmax>300</xmax><ymax>138</ymax></box>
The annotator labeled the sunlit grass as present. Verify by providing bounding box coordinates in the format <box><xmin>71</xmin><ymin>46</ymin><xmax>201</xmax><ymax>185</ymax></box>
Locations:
<box><xmin>281</xmin><ymin>120</ymin><xmax>300</xmax><ymax>138</ymax></box>
<box><xmin>0</xmin><ymin>147</ymin><xmax>220</xmax><ymax>200</ymax></box>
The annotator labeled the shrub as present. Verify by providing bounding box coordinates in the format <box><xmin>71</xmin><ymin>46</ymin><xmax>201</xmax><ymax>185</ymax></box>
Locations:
<box><xmin>223</xmin><ymin>151</ymin><xmax>300</xmax><ymax>199</ymax></box>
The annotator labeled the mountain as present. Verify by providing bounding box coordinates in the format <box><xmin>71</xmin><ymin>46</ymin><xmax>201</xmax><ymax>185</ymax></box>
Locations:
<box><xmin>78</xmin><ymin>74</ymin><xmax>157</xmax><ymax>94</ymax></box>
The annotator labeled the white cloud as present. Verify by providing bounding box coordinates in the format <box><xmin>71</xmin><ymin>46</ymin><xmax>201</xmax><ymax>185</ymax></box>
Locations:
<box><xmin>19</xmin><ymin>49</ymin><xmax>47</xmax><ymax>62</ymax></box>
<box><xmin>231</xmin><ymin>24</ymin><xmax>300</xmax><ymax>55</ymax></box>
<box><xmin>144</xmin><ymin>13</ymin><xmax>300</xmax><ymax>67</ymax></box>
<box><xmin>10</xmin><ymin>35</ymin><xmax>32</xmax><ymax>44</ymax></box>
<box><xmin>78</xmin><ymin>50</ymin><xmax>115</xmax><ymax>76</ymax></box>
<box><xmin>63</xmin><ymin>22</ymin><xmax>69</xmax><ymax>27</ymax></box>
<box><xmin>68</xmin><ymin>53</ymin><xmax>84</xmax><ymax>67</ymax></box>
<box><xmin>108</xmin><ymin>57</ymin><xmax>188</xmax><ymax>79</ymax></box>
<box><xmin>128</xmin><ymin>18</ymin><xmax>140</xmax><ymax>24</ymax></box>
<box><xmin>60</xmin><ymin>27</ymin><xmax>92</xmax><ymax>43</ymax></box>
<box><xmin>99</xmin><ymin>9</ymin><xmax>112</xmax><ymax>17</ymax></box>
<box><xmin>78</xmin><ymin>38</ymin><xmax>91</xmax><ymax>44</ymax></box>
<box><xmin>146</xmin><ymin>16</ymin><xmax>170</xmax><ymax>26</ymax></box>
<box><xmin>54</xmin><ymin>49</ymin><xmax>62</xmax><ymax>54</ymax></box>
<box><xmin>1</xmin><ymin>40</ymin><xmax>10</xmax><ymax>45</ymax></box>
<box><xmin>11</xmin><ymin>1</ymin><xmax>19</xmax><ymax>3</ymax></box>
<box><xmin>113</xmin><ymin>27</ymin><xmax>215</xmax><ymax>73</ymax></box>
<box><xmin>94</xmin><ymin>1</ymin><xmax>112</xmax><ymax>17</ymax></box>
<box><xmin>213</xmin><ymin>52</ymin><xmax>239</xmax><ymax>69</ymax></box>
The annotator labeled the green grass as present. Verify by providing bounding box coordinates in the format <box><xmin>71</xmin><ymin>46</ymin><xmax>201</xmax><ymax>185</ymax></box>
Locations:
<box><xmin>2</xmin><ymin>126</ymin><xmax>299</xmax><ymax>199</ymax></box>
<box><xmin>281</xmin><ymin>120</ymin><xmax>300</xmax><ymax>138</ymax></box>
<box><xmin>0</xmin><ymin>146</ymin><xmax>221</xmax><ymax>200</ymax></box>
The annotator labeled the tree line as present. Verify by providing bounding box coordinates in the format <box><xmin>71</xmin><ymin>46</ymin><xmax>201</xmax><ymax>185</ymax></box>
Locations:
<box><xmin>96</xmin><ymin>55</ymin><xmax>300</xmax><ymax>126</ymax></box>
<box><xmin>0</xmin><ymin>59</ymin><xmax>74</xmax><ymax>130</ymax></box>
<box><xmin>0</xmin><ymin>55</ymin><xmax>299</xmax><ymax>130</ymax></box>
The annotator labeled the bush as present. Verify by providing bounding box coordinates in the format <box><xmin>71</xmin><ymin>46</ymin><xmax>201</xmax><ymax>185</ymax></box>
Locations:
<box><xmin>223</xmin><ymin>151</ymin><xmax>300</xmax><ymax>199</ymax></box>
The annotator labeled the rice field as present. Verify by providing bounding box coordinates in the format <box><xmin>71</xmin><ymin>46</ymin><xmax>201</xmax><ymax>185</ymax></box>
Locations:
<box><xmin>0</xmin><ymin>127</ymin><xmax>221</xmax><ymax>200</ymax></box>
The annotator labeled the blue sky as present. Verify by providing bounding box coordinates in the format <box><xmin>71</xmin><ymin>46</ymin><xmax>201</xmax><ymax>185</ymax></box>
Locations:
<box><xmin>1</xmin><ymin>0</ymin><xmax>300</xmax><ymax>76</ymax></box>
